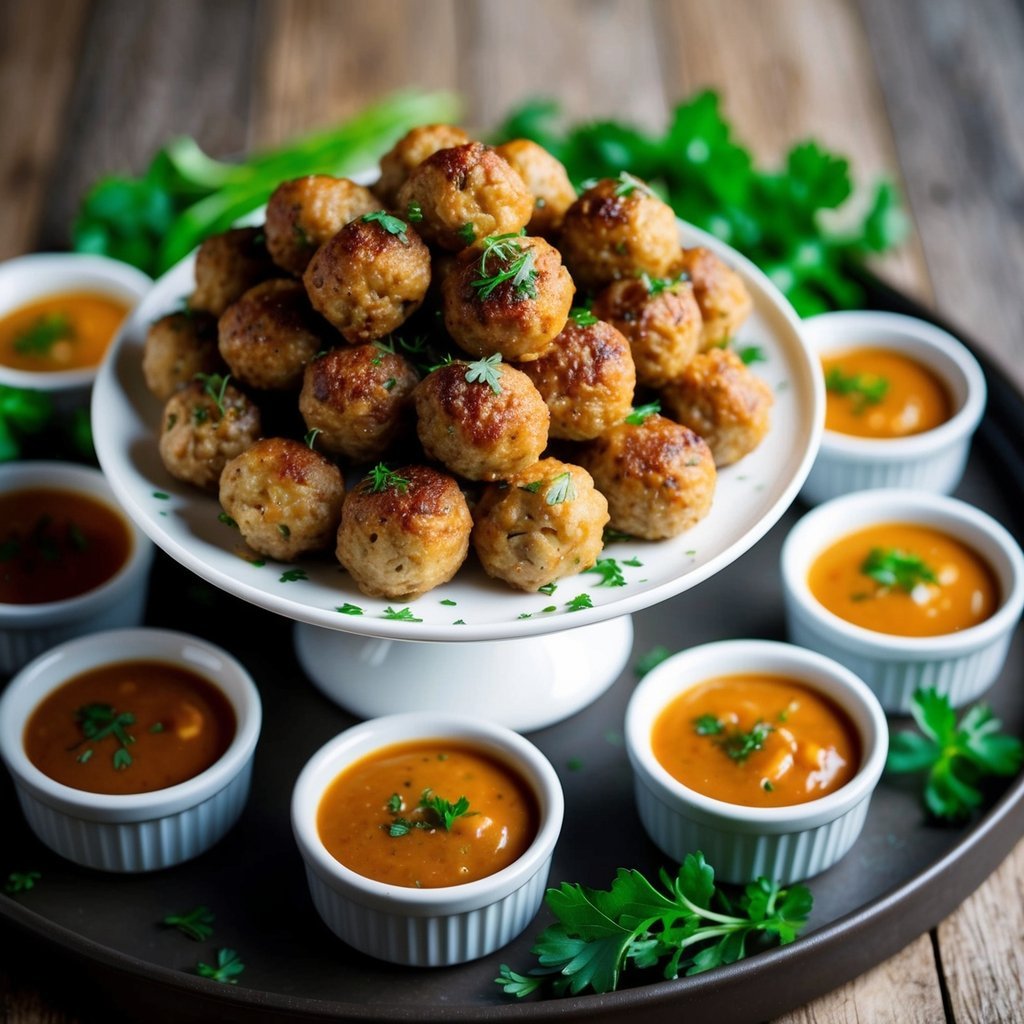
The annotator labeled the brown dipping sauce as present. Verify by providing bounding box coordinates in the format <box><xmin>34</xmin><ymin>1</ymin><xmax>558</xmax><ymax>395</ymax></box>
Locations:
<box><xmin>0</xmin><ymin>488</ymin><xmax>132</xmax><ymax>604</ymax></box>
<box><xmin>317</xmin><ymin>740</ymin><xmax>539</xmax><ymax>888</ymax></box>
<box><xmin>652</xmin><ymin>675</ymin><xmax>860</xmax><ymax>808</ymax></box>
<box><xmin>0</xmin><ymin>291</ymin><xmax>129</xmax><ymax>372</ymax></box>
<box><xmin>24</xmin><ymin>660</ymin><xmax>236</xmax><ymax>795</ymax></box>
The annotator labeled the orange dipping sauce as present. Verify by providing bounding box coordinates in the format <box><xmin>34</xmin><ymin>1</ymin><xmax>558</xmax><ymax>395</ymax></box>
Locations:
<box><xmin>0</xmin><ymin>291</ymin><xmax>129</xmax><ymax>372</ymax></box>
<box><xmin>652</xmin><ymin>675</ymin><xmax>859</xmax><ymax>807</ymax></box>
<box><xmin>0</xmin><ymin>488</ymin><xmax>132</xmax><ymax>604</ymax></box>
<box><xmin>317</xmin><ymin>740</ymin><xmax>539</xmax><ymax>888</ymax></box>
<box><xmin>808</xmin><ymin>522</ymin><xmax>999</xmax><ymax>637</ymax></box>
<box><xmin>822</xmin><ymin>347</ymin><xmax>951</xmax><ymax>438</ymax></box>
<box><xmin>24</xmin><ymin>660</ymin><xmax>236</xmax><ymax>795</ymax></box>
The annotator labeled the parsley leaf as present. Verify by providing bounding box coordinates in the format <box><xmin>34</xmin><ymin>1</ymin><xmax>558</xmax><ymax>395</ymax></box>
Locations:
<box><xmin>419</xmin><ymin>790</ymin><xmax>475</xmax><ymax>831</ymax></box>
<box><xmin>13</xmin><ymin>313</ymin><xmax>74</xmax><ymax>356</ymax></box>
<box><xmin>465</xmin><ymin>353</ymin><xmax>504</xmax><ymax>394</ymax></box>
<box><xmin>625</xmin><ymin>401</ymin><xmax>660</xmax><ymax>425</ymax></box>
<box><xmin>163</xmin><ymin>905</ymin><xmax>215</xmax><ymax>942</ymax></box>
<box><xmin>545</xmin><ymin>471</ymin><xmax>576</xmax><ymax>505</ymax></box>
<box><xmin>861</xmin><ymin>548</ymin><xmax>937</xmax><ymax>593</ymax></box>
<box><xmin>366</xmin><ymin>463</ymin><xmax>411</xmax><ymax>494</ymax></box>
<box><xmin>471</xmin><ymin>232</ymin><xmax>538</xmax><ymax>301</ymax></box>
<box><xmin>569</xmin><ymin>306</ymin><xmax>598</xmax><ymax>326</ymax></box>
<box><xmin>362</xmin><ymin>209</ymin><xmax>410</xmax><ymax>244</ymax></box>
<box><xmin>196</xmin><ymin>947</ymin><xmax>245</xmax><ymax>985</ymax></box>
<box><xmin>4</xmin><ymin>871</ymin><xmax>41</xmax><ymax>894</ymax></box>
<box><xmin>586</xmin><ymin>558</ymin><xmax>627</xmax><ymax>587</ymax></box>
<box><xmin>825</xmin><ymin>366</ymin><xmax>889</xmax><ymax>411</ymax></box>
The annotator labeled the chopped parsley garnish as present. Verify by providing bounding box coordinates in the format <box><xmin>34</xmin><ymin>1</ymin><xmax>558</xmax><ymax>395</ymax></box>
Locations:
<box><xmin>471</xmin><ymin>231</ymin><xmax>538</xmax><ymax>301</ymax></box>
<box><xmin>586</xmin><ymin>558</ymin><xmax>626</xmax><ymax>587</ymax></box>
<box><xmin>383</xmin><ymin>606</ymin><xmax>422</xmax><ymax>622</ymax></box>
<box><xmin>4</xmin><ymin>870</ymin><xmax>41</xmax><ymax>894</ymax></box>
<box><xmin>634</xmin><ymin>645</ymin><xmax>671</xmax><ymax>678</ymax></box>
<box><xmin>825</xmin><ymin>366</ymin><xmax>889</xmax><ymax>411</ymax></box>
<box><xmin>569</xmin><ymin>306</ymin><xmax>598</xmax><ymax>326</ymax></box>
<box><xmin>336</xmin><ymin>603</ymin><xmax>363</xmax><ymax>615</ymax></box>
<box><xmin>458</xmin><ymin>222</ymin><xmax>477</xmax><ymax>245</ymax></box>
<box><xmin>12</xmin><ymin>312</ymin><xmax>74</xmax><ymax>356</ymax></box>
<box><xmin>194</xmin><ymin>372</ymin><xmax>230</xmax><ymax>418</ymax></box>
<box><xmin>367</xmin><ymin>463</ymin><xmax>411</xmax><ymax>494</ymax></box>
<box><xmin>361</xmin><ymin>209</ymin><xmax>410</xmax><ymax>244</ymax></box>
<box><xmin>638</xmin><ymin>271</ymin><xmax>683</xmax><ymax>295</ymax></box>
<box><xmin>196</xmin><ymin>947</ymin><xmax>244</xmax><ymax>985</ymax></box>
<box><xmin>519</xmin><ymin>479</ymin><xmax>543</xmax><ymax>494</ymax></box>
<box><xmin>720</xmin><ymin>722</ymin><xmax>774</xmax><ymax>762</ymax></box>
<box><xmin>279</xmin><ymin>568</ymin><xmax>308</xmax><ymax>583</ymax></box>
<box><xmin>304</xmin><ymin>427</ymin><xmax>321</xmax><ymax>449</ymax></box>
<box><xmin>419</xmin><ymin>790</ymin><xmax>475</xmax><ymax>831</ymax></box>
<box><xmin>861</xmin><ymin>548</ymin><xmax>938</xmax><ymax>593</ymax></box>
<box><xmin>163</xmin><ymin>906</ymin><xmax>215</xmax><ymax>942</ymax></box>
<box><xmin>736</xmin><ymin>343</ymin><xmax>766</xmax><ymax>365</ymax></box>
<box><xmin>565</xmin><ymin>593</ymin><xmax>593</xmax><ymax>612</ymax></box>
<box><xmin>545</xmin><ymin>471</ymin><xmax>576</xmax><ymax>505</ymax></box>
<box><xmin>70</xmin><ymin>703</ymin><xmax>139</xmax><ymax>770</ymax></box>
<box><xmin>538</xmin><ymin>582</ymin><xmax>557</xmax><ymax>596</ymax></box>
<box><xmin>464</xmin><ymin>353</ymin><xmax>504</xmax><ymax>394</ymax></box>
<box><xmin>625</xmin><ymin>401</ymin><xmax>660</xmax><ymax>425</ymax></box>
<box><xmin>406</xmin><ymin>201</ymin><xmax>423</xmax><ymax>223</ymax></box>
<box><xmin>217</xmin><ymin>512</ymin><xmax>238</xmax><ymax>529</ymax></box>
<box><xmin>693</xmin><ymin>714</ymin><xmax>725</xmax><ymax>736</ymax></box>
<box><xmin>612</xmin><ymin>170</ymin><xmax>651</xmax><ymax>197</ymax></box>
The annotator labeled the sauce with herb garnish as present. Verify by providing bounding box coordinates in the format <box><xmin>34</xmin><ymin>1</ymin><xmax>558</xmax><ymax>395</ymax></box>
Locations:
<box><xmin>652</xmin><ymin>675</ymin><xmax>859</xmax><ymax>807</ymax></box>
<box><xmin>809</xmin><ymin>522</ymin><xmax>998</xmax><ymax>637</ymax></box>
<box><xmin>0</xmin><ymin>291</ymin><xmax>129</xmax><ymax>372</ymax></box>
<box><xmin>822</xmin><ymin>347</ymin><xmax>951</xmax><ymax>438</ymax></box>
<box><xmin>317</xmin><ymin>740</ymin><xmax>539</xmax><ymax>888</ymax></box>
<box><xmin>0</xmin><ymin>488</ymin><xmax>132</xmax><ymax>604</ymax></box>
<box><xmin>23</xmin><ymin>660</ymin><xmax>236</xmax><ymax>795</ymax></box>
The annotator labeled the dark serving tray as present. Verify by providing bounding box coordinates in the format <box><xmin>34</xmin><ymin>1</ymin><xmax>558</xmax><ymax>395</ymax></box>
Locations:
<box><xmin>2</xmin><ymin>279</ymin><xmax>1022</xmax><ymax>1024</ymax></box>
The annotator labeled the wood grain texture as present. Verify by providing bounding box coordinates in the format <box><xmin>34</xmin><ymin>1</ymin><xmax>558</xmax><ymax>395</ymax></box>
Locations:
<box><xmin>859</xmin><ymin>0</ymin><xmax>1024</xmax><ymax>390</ymax></box>
<box><xmin>937</xmin><ymin>835</ymin><xmax>1024</xmax><ymax>1024</ymax></box>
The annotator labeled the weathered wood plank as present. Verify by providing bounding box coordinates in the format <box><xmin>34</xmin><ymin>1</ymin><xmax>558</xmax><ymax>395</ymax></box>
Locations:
<box><xmin>0</xmin><ymin>0</ymin><xmax>91</xmax><ymax>259</ymax></box>
<box><xmin>937</xmin><ymin>835</ymin><xmax>1024</xmax><ymax>1024</ymax></box>
<box><xmin>859</xmin><ymin>0</ymin><xmax>1024</xmax><ymax>390</ymax></box>
<box><xmin>771</xmin><ymin>933</ymin><xmax>946</xmax><ymax>1024</ymax></box>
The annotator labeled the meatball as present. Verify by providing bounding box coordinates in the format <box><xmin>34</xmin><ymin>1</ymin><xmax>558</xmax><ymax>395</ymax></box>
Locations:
<box><xmin>592</xmin><ymin>276</ymin><xmax>702</xmax><ymax>388</ymax></box>
<box><xmin>373</xmin><ymin>123</ymin><xmax>471</xmax><ymax>210</ymax></box>
<box><xmin>580</xmin><ymin>414</ymin><xmax>716</xmax><ymax>540</ymax></box>
<box><xmin>659</xmin><ymin>348</ymin><xmax>773</xmax><ymax>467</ymax></box>
<box><xmin>472</xmin><ymin>458</ymin><xmax>609</xmax><ymax>592</ymax></box>
<box><xmin>157</xmin><ymin>378</ymin><xmax>261</xmax><ymax>492</ymax></box>
<box><xmin>264</xmin><ymin>175</ymin><xmax>382</xmax><ymax>276</ymax></box>
<box><xmin>219</xmin><ymin>437</ymin><xmax>345</xmax><ymax>560</ymax></box>
<box><xmin>218</xmin><ymin>278</ymin><xmax>332</xmax><ymax>391</ymax></box>
<box><xmin>190</xmin><ymin>227</ymin><xmax>277</xmax><ymax>317</ymax></box>
<box><xmin>558</xmin><ymin>176</ymin><xmax>680</xmax><ymax>291</ymax></box>
<box><xmin>142</xmin><ymin>310</ymin><xmax>222</xmax><ymax>401</ymax></box>
<box><xmin>395</xmin><ymin>142</ymin><xmax>533</xmax><ymax>251</ymax></box>
<box><xmin>413</xmin><ymin>360</ymin><xmax>549</xmax><ymax>481</ymax></box>
<box><xmin>517</xmin><ymin>316</ymin><xmax>636</xmax><ymax>440</ymax></box>
<box><xmin>495</xmin><ymin>139</ymin><xmax>577</xmax><ymax>237</ymax></box>
<box><xmin>299</xmin><ymin>344</ymin><xmax>419</xmax><ymax>462</ymax></box>
<box><xmin>336</xmin><ymin>464</ymin><xmax>471</xmax><ymax>600</ymax></box>
<box><xmin>674</xmin><ymin>246</ymin><xmax>752</xmax><ymax>350</ymax></box>
<box><xmin>442</xmin><ymin>235</ymin><xmax>574</xmax><ymax>361</ymax></box>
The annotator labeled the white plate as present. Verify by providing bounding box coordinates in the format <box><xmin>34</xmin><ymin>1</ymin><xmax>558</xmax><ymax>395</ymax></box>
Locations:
<box><xmin>92</xmin><ymin>222</ymin><xmax>822</xmax><ymax>643</ymax></box>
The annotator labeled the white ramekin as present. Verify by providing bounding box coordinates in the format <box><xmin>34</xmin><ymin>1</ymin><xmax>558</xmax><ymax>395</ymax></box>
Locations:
<box><xmin>625</xmin><ymin>639</ymin><xmax>888</xmax><ymax>885</ymax></box>
<box><xmin>781</xmin><ymin>489</ymin><xmax>1024</xmax><ymax>713</ymax></box>
<box><xmin>799</xmin><ymin>310</ymin><xmax>986</xmax><ymax>505</ymax></box>
<box><xmin>0</xmin><ymin>252</ymin><xmax>151</xmax><ymax>411</ymax></box>
<box><xmin>0</xmin><ymin>628</ymin><xmax>261</xmax><ymax>872</ymax></box>
<box><xmin>291</xmin><ymin>712</ymin><xmax>564</xmax><ymax>967</ymax></box>
<box><xmin>0</xmin><ymin>461</ymin><xmax>155</xmax><ymax>674</ymax></box>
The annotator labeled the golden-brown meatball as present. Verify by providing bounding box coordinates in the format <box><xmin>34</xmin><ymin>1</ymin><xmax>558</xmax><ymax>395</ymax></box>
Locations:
<box><xmin>495</xmin><ymin>139</ymin><xmax>577</xmax><ymax>237</ymax></box>
<box><xmin>413</xmin><ymin>359</ymin><xmax>549</xmax><ymax>481</ymax></box>
<box><xmin>303</xmin><ymin>214</ymin><xmax>431</xmax><ymax>344</ymax></box>
<box><xmin>157</xmin><ymin>378</ymin><xmax>261</xmax><ymax>492</ymax></box>
<box><xmin>190</xmin><ymin>227</ymin><xmax>277</xmax><ymax>317</ymax></box>
<box><xmin>659</xmin><ymin>348</ymin><xmax>773</xmax><ymax>466</ymax></box>
<box><xmin>472</xmin><ymin>458</ymin><xmax>609</xmax><ymax>592</ymax></box>
<box><xmin>558</xmin><ymin>176</ymin><xmax>680</xmax><ymax>291</ymax></box>
<box><xmin>580</xmin><ymin>414</ymin><xmax>716</xmax><ymax>540</ymax></box>
<box><xmin>442</xmin><ymin>235</ymin><xmax>574</xmax><ymax>361</ymax></box>
<box><xmin>264</xmin><ymin>175</ymin><xmax>382</xmax><ymax>276</ymax></box>
<box><xmin>142</xmin><ymin>311</ymin><xmax>222</xmax><ymax>401</ymax></box>
<box><xmin>373</xmin><ymin>124</ymin><xmax>471</xmax><ymax>210</ymax></box>
<box><xmin>219</xmin><ymin>437</ymin><xmax>345</xmax><ymax>560</ymax></box>
<box><xmin>516</xmin><ymin>316</ymin><xmax>636</xmax><ymax>440</ymax></box>
<box><xmin>395</xmin><ymin>142</ymin><xmax>533</xmax><ymax>251</ymax></box>
<box><xmin>674</xmin><ymin>246</ymin><xmax>752</xmax><ymax>350</ymax></box>
<box><xmin>218</xmin><ymin>278</ymin><xmax>332</xmax><ymax>391</ymax></box>
<box><xmin>299</xmin><ymin>344</ymin><xmax>419</xmax><ymax>462</ymax></box>
<box><xmin>592</xmin><ymin>276</ymin><xmax>702</xmax><ymax>388</ymax></box>
<box><xmin>336</xmin><ymin>464</ymin><xmax>472</xmax><ymax>600</ymax></box>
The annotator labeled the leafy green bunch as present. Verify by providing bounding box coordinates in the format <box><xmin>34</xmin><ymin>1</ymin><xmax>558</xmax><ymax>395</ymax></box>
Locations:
<box><xmin>496</xmin><ymin>851</ymin><xmax>812</xmax><ymax>997</ymax></box>
<box><xmin>493</xmin><ymin>92</ymin><xmax>907</xmax><ymax>316</ymax></box>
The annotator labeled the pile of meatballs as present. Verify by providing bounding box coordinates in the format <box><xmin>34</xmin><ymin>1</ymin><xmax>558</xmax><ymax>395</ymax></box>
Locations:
<box><xmin>142</xmin><ymin>124</ymin><xmax>773</xmax><ymax>602</ymax></box>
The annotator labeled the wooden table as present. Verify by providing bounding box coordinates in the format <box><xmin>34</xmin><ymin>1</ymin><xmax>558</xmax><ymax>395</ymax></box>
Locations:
<box><xmin>1</xmin><ymin>1</ymin><xmax>1022</xmax><ymax>1021</ymax></box>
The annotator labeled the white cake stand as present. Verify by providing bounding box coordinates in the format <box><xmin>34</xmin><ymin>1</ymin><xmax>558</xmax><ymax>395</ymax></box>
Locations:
<box><xmin>92</xmin><ymin>222</ymin><xmax>822</xmax><ymax>731</ymax></box>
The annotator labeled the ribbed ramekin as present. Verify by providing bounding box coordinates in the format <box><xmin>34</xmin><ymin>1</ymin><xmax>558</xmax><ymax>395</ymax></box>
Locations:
<box><xmin>291</xmin><ymin>713</ymin><xmax>564</xmax><ymax>967</ymax></box>
<box><xmin>799</xmin><ymin>311</ymin><xmax>986</xmax><ymax>505</ymax></box>
<box><xmin>781</xmin><ymin>490</ymin><xmax>1024</xmax><ymax>713</ymax></box>
<box><xmin>624</xmin><ymin>639</ymin><xmax>888</xmax><ymax>885</ymax></box>
<box><xmin>0</xmin><ymin>461</ymin><xmax>155</xmax><ymax>674</ymax></box>
<box><xmin>0</xmin><ymin>628</ymin><xmax>261</xmax><ymax>872</ymax></box>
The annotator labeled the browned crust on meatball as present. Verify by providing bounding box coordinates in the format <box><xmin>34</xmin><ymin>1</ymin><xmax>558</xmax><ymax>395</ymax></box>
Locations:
<box><xmin>191</xmin><ymin>227</ymin><xmax>277</xmax><ymax>317</ymax></box>
<box><xmin>494</xmin><ymin>139</ymin><xmax>577</xmax><ymax>237</ymax></box>
<box><xmin>517</xmin><ymin>319</ymin><xmax>636</xmax><ymax>440</ymax></box>
<box><xmin>413</xmin><ymin>361</ymin><xmax>549</xmax><ymax>481</ymax></box>
<box><xmin>299</xmin><ymin>344</ymin><xmax>419</xmax><ymax>462</ymax></box>
<box><xmin>336</xmin><ymin>464</ymin><xmax>472</xmax><ymax>599</ymax></box>
<box><xmin>592</xmin><ymin>277</ymin><xmax>703</xmax><ymax>387</ymax></box>
<box><xmin>303</xmin><ymin>217</ymin><xmax>431</xmax><ymax>344</ymax></box>
<box><xmin>395</xmin><ymin>142</ymin><xmax>533</xmax><ymax>251</ymax></box>
<box><xmin>580</xmin><ymin>414</ymin><xmax>716</xmax><ymax>540</ymax></box>
<box><xmin>673</xmin><ymin>246</ymin><xmax>753</xmax><ymax>350</ymax></box>
<box><xmin>442</xmin><ymin>236</ymin><xmax>574</xmax><ymax>361</ymax></box>
<box><xmin>142</xmin><ymin>311</ymin><xmax>222</xmax><ymax>401</ymax></box>
<box><xmin>659</xmin><ymin>347</ymin><xmax>773</xmax><ymax>466</ymax></box>
<box><xmin>373</xmin><ymin>124</ymin><xmax>471</xmax><ymax>210</ymax></box>
<box><xmin>264</xmin><ymin>175</ymin><xmax>382</xmax><ymax>276</ymax></box>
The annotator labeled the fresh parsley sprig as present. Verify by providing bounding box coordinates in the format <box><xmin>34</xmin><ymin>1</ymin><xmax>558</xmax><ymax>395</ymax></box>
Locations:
<box><xmin>163</xmin><ymin>906</ymin><xmax>215</xmax><ymax>942</ymax></box>
<box><xmin>361</xmin><ymin>209</ymin><xmax>410</xmax><ymax>244</ymax></box>
<box><xmin>71</xmin><ymin>703</ymin><xmax>138</xmax><ymax>770</ymax></box>
<box><xmin>625</xmin><ymin>401</ymin><xmax>660</xmax><ymax>425</ymax></box>
<box><xmin>196</xmin><ymin>947</ymin><xmax>245</xmax><ymax>985</ymax></box>
<box><xmin>825</xmin><ymin>367</ymin><xmax>889</xmax><ymax>411</ymax></box>
<box><xmin>887</xmin><ymin>688</ymin><xmax>1023</xmax><ymax>822</ymax></box>
<box><xmin>464</xmin><ymin>353</ymin><xmax>504</xmax><ymax>394</ymax></box>
<box><xmin>861</xmin><ymin>548</ymin><xmax>937</xmax><ymax>593</ymax></box>
<box><xmin>5</xmin><ymin>870</ymin><xmax>41</xmax><ymax>894</ymax></box>
<box><xmin>366</xmin><ymin>463</ymin><xmax>410</xmax><ymax>494</ymax></box>
<box><xmin>420</xmin><ymin>790</ymin><xmax>475</xmax><ymax>831</ymax></box>
<box><xmin>496</xmin><ymin>851</ymin><xmax>812</xmax><ymax>997</ymax></box>
<box><xmin>471</xmin><ymin>232</ymin><xmax>538</xmax><ymax>301</ymax></box>
<box><xmin>194</xmin><ymin>372</ymin><xmax>230</xmax><ymax>419</ymax></box>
